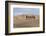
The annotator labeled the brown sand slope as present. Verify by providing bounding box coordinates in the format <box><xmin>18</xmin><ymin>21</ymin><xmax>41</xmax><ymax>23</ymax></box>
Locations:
<box><xmin>13</xmin><ymin>15</ymin><xmax>39</xmax><ymax>28</ymax></box>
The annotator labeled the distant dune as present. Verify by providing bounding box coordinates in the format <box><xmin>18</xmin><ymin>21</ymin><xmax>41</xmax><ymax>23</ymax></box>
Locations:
<box><xmin>13</xmin><ymin>15</ymin><xmax>39</xmax><ymax>28</ymax></box>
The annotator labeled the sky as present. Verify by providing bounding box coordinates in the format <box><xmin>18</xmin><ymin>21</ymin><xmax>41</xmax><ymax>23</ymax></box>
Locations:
<box><xmin>13</xmin><ymin>8</ymin><xmax>39</xmax><ymax>16</ymax></box>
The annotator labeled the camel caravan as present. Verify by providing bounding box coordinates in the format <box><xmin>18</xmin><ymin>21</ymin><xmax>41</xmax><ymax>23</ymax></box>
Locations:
<box><xmin>26</xmin><ymin>15</ymin><xmax>35</xmax><ymax>19</ymax></box>
<box><xmin>25</xmin><ymin>15</ymin><xmax>39</xmax><ymax>20</ymax></box>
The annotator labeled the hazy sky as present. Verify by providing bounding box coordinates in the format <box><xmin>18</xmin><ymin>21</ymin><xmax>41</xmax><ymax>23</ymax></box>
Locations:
<box><xmin>13</xmin><ymin>8</ymin><xmax>39</xmax><ymax>16</ymax></box>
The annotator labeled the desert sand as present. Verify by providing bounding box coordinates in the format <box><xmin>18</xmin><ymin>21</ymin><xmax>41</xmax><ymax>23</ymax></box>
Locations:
<box><xmin>13</xmin><ymin>15</ymin><xmax>39</xmax><ymax>28</ymax></box>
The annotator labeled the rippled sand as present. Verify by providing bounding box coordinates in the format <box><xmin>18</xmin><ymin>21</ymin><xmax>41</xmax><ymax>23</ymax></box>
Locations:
<box><xmin>13</xmin><ymin>15</ymin><xmax>39</xmax><ymax>28</ymax></box>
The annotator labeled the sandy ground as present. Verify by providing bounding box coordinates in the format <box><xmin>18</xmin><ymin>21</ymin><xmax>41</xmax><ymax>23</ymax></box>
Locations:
<box><xmin>13</xmin><ymin>15</ymin><xmax>39</xmax><ymax>28</ymax></box>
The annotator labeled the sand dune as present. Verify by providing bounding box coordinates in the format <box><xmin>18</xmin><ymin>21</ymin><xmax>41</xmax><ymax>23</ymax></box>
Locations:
<box><xmin>13</xmin><ymin>15</ymin><xmax>39</xmax><ymax>28</ymax></box>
